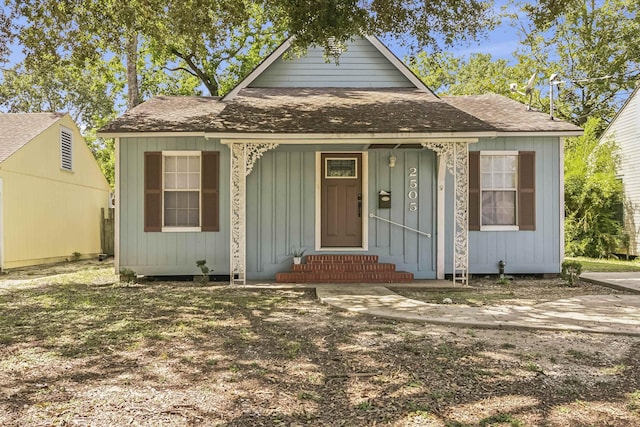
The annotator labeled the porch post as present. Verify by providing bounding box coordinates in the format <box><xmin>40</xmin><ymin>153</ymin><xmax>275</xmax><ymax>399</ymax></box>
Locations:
<box><xmin>229</xmin><ymin>142</ymin><xmax>279</xmax><ymax>285</ymax></box>
<box><xmin>422</xmin><ymin>142</ymin><xmax>469</xmax><ymax>284</ymax></box>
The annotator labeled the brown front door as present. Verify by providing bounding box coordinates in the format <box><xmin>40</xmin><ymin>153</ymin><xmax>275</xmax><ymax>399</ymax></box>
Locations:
<box><xmin>321</xmin><ymin>153</ymin><xmax>363</xmax><ymax>247</ymax></box>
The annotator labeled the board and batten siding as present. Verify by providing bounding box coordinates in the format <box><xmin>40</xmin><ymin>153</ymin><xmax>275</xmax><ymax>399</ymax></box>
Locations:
<box><xmin>446</xmin><ymin>136</ymin><xmax>563</xmax><ymax>274</ymax></box>
<box><xmin>601</xmin><ymin>90</ymin><xmax>640</xmax><ymax>256</ymax></box>
<box><xmin>119</xmin><ymin>136</ymin><xmax>230</xmax><ymax>276</ymax></box>
<box><xmin>250</xmin><ymin>38</ymin><xmax>414</xmax><ymax>88</ymax></box>
<box><xmin>245</xmin><ymin>146</ymin><xmax>436</xmax><ymax>279</ymax></box>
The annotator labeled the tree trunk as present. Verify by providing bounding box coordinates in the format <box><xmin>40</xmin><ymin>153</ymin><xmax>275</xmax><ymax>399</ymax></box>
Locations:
<box><xmin>126</xmin><ymin>33</ymin><xmax>141</xmax><ymax>110</ymax></box>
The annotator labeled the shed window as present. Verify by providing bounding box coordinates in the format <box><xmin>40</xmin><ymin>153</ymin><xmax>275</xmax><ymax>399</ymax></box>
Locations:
<box><xmin>144</xmin><ymin>151</ymin><xmax>219</xmax><ymax>232</ymax></box>
<box><xmin>481</xmin><ymin>154</ymin><xmax>518</xmax><ymax>227</ymax></box>
<box><xmin>60</xmin><ymin>128</ymin><xmax>73</xmax><ymax>171</ymax></box>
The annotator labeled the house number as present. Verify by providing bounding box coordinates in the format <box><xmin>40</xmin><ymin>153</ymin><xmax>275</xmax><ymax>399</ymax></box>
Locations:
<box><xmin>408</xmin><ymin>168</ymin><xmax>418</xmax><ymax>211</ymax></box>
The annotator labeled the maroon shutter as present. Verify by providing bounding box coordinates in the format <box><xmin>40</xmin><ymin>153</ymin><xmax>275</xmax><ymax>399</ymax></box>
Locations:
<box><xmin>144</xmin><ymin>152</ymin><xmax>162</xmax><ymax>232</ymax></box>
<box><xmin>518</xmin><ymin>151</ymin><xmax>536</xmax><ymax>230</ymax></box>
<box><xmin>468</xmin><ymin>151</ymin><xmax>480</xmax><ymax>231</ymax></box>
<box><xmin>201</xmin><ymin>151</ymin><xmax>220</xmax><ymax>231</ymax></box>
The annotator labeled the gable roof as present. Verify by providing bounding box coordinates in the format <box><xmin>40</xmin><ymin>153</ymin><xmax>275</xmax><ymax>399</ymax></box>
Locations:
<box><xmin>223</xmin><ymin>35</ymin><xmax>436</xmax><ymax>100</ymax></box>
<box><xmin>600</xmin><ymin>85</ymin><xmax>640</xmax><ymax>139</ymax></box>
<box><xmin>0</xmin><ymin>112</ymin><xmax>66</xmax><ymax>163</ymax></box>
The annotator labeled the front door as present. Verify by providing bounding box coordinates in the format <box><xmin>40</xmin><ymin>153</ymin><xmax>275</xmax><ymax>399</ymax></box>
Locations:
<box><xmin>321</xmin><ymin>153</ymin><xmax>362</xmax><ymax>247</ymax></box>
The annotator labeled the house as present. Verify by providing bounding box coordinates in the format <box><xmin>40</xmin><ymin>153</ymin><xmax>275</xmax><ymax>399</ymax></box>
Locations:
<box><xmin>600</xmin><ymin>86</ymin><xmax>640</xmax><ymax>256</ymax></box>
<box><xmin>99</xmin><ymin>36</ymin><xmax>582</xmax><ymax>284</ymax></box>
<box><xmin>0</xmin><ymin>113</ymin><xmax>111</xmax><ymax>270</ymax></box>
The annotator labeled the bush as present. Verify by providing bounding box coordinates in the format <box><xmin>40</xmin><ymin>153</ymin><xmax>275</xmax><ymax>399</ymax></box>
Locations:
<box><xmin>561</xmin><ymin>260</ymin><xmax>583</xmax><ymax>287</ymax></box>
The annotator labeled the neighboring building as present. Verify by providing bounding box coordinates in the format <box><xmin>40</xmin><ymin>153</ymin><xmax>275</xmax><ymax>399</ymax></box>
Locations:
<box><xmin>100</xmin><ymin>36</ymin><xmax>582</xmax><ymax>284</ymax></box>
<box><xmin>600</xmin><ymin>86</ymin><xmax>640</xmax><ymax>256</ymax></box>
<box><xmin>0</xmin><ymin>113</ymin><xmax>111</xmax><ymax>270</ymax></box>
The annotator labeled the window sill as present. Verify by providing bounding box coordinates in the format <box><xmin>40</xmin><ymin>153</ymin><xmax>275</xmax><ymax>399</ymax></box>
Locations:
<box><xmin>161</xmin><ymin>227</ymin><xmax>201</xmax><ymax>233</ymax></box>
<box><xmin>480</xmin><ymin>225</ymin><xmax>520</xmax><ymax>232</ymax></box>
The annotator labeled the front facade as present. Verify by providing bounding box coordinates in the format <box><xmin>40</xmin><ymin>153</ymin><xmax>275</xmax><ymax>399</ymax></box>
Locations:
<box><xmin>0</xmin><ymin>113</ymin><xmax>112</xmax><ymax>269</ymax></box>
<box><xmin>102</xmin><ymin>37</ymin><xmax>582</xmax><ymax>282</ymax></box>
<box><xmin>600</xmin><ymin>86</ymin><xmax>640</xmax><ymax>256</ymax></box>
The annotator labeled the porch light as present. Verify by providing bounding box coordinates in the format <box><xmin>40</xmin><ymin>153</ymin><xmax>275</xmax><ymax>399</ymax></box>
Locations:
<box><xmin>388</xmin><ymin>153</ymin><xmax>397</xmax><ymax>168</ymax></box>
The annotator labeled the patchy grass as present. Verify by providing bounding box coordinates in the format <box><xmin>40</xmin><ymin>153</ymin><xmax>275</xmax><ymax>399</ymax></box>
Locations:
<box><xmin>1</xmin><ymin>264</ymin><xmax>640</xmax><ymax>426</ymax></box>
<box><xmin>567</xmin><ymin>256</ymin><xmax>640</xmax><ymax>272</ymax></box>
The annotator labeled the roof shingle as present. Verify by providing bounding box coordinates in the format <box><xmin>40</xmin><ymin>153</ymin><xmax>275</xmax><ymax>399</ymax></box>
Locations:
<box><xmin>0</xmin><ymin>113</ymin><xmax>65</xmax><ymax>163</ymax></box>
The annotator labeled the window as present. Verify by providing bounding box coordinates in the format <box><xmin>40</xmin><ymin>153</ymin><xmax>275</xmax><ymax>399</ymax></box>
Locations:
<box><xmin>469</xmin><ymin>151</ymin><xmax>536</xmax><ymax>231</ymax></box>
<box><xmin>145</xmin><ymin>151</ymin><xmax>219</xmax><ymax>232</ymax></box>
<box><xmin>481</xmin><ymin>153</ymin><xmax>518</xmax><ymax>227</ymax></box>
<box><xmin>60</xmin><ymin>128</ymin><xmax>73</xmax><ymax>171</ymax></box>
<box><xmin>163</xmin><ymin>154</ymin><xmax>200</xmax><ymax>228</ymax></box>
<box><xmin>325</xmin><ymin>158</ymin><xmax>357</xmax><ymax>178</ymax></box>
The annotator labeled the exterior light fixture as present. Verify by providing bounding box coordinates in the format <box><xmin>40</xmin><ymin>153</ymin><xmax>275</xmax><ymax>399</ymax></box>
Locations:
<box><xmin>389</xmin><ymin>153</ymin><xmax>397</xmax><ymax>168</ymax></box>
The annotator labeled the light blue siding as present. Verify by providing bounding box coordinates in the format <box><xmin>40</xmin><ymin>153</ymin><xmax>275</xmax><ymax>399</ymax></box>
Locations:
<box><xmin>250</xmin><ymin>38</ymin><xmax>415</xmax><ymax>88</ymax></box>
<box><xmin>445</xmin><ymin>137</ymin><xmax>562</xmax><ymax>274</ymax></box>
<box><xmin>119</xmin><ymin>137</ymin><xmax>230</xmax><ymax>276</ymax></box>
<box><xmin>245</xmin><ymin>146</ymin><xmax>436</xmax><ymax>279</ymax></box>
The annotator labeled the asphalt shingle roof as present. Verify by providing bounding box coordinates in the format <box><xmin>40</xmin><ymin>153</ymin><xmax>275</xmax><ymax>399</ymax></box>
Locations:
<box><xmin>100</xmin><ymin>90</ymin><xmax>582</xmax><ymax>136</ymax></box>
<box><xmin>0</xmin><ymin>112</ymin><xmax>65</xmax><ymax>163</ymax></box>
<box><xmin>442</xmin><ymin>94</ymin><xmax>582</xmax><ymax>132</ymax></box>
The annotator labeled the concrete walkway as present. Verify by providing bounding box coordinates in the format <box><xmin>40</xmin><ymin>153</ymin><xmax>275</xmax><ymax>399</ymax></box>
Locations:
<box><xmin>315</xmin><ymin>273</ymin><xmax>640</xmax><ymax>336</ymax></box>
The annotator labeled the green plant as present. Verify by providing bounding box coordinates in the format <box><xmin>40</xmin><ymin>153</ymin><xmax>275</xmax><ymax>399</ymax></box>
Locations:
<box><xmin>196</xmin><ymin>259</ymin><xmax>211</xmax><ymax>283</ymax></box>
<box><xmin>71</xmin><ymin>252</ymin><xmax>81</xmax><ymax>262</ymax></box>
<box><xmin>119</xmin><ymin>268</ymin><xmax>136</xmax><ymax>283</ymax></box>
<box><xmin>291</xmin><ymin>248</ymin><xmax>306</xmax><ymax>257</ymax></box>
<box><xmin>561</xmin><ymin>260</ymin><xmax>583</xmax><ymax>286</ymax></box>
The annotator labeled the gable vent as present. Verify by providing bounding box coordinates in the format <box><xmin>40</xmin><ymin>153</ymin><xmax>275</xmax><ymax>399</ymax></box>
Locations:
<box><xmin>60</xmin><ymin>128</ymin><xmax>73</xmax><ymax>171</ymax></box>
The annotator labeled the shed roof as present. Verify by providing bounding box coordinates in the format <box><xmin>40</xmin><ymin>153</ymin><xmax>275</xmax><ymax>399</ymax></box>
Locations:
<box><xmin>0</xmin><ymin>112</ymin><xmax>65</xmax><ymax>163</ymax></box>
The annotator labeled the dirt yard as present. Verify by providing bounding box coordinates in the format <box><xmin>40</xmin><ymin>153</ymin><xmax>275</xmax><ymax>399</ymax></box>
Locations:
<box><xmin>1</xmin><ymin>261</ymin><xmax>639</xmax><ymax>426</ymax></box>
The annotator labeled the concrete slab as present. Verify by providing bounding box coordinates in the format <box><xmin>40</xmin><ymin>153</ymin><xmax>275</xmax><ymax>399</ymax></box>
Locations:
<box><xmin>580</xmin><ymin>272</ymin><xmax>640</xmax><ymax>293</ymax></box>
<box><xmin>316</xmin><ymin>285</ymin><xmax>640</xmax><ymax>336</ymax></box>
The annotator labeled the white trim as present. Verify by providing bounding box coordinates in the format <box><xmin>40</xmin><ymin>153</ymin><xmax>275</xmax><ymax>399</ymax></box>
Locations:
<box><xmin>436</xmin><ymin>157</ymin><xmax>446</xmax><ymax>280</ymax></box>
<box><xmin>559</xmin><ymin>137</ymin><xmax>566</xmax><ymax>263</ymax></box>
<box><xmin>216</xmin><ymin>133</ymin><xmax>488</xmax><ymax>141</ymax></box>
<box><xmin>161</xmin><ymin>226</ymin><xmax>201</xmax><ymax>232</ymax></box>
<box><xmin>365</xmin><ymin>35</ymin><xmax>436</xmax><ymax>95</ymax></box>
<box><xmin>98</xmin><ymin>132</ymin><xmax>205</xmax><ymax>138</ymax></box>
<box><xmin>114</xmin><ymin>137</ymin><xmax>120</xmax><ymax>272</ymax></box>
<box><xmin>481</xmin><ymin>150</ymin><xmax>519</xmax><ymax>156</ymax></box>
<box><xmin>480</xmin><ymin>225</ymin><xmax>520</xmax><ymax>231</ymax></box>
<box><xmin>223</xmin><ymin>38</ymin><xmax>294</xmax><ymax>101</ymax></box>
<box><xmin>315</xmin><ymin>151</ymin><xmax>369</xmax><ymax>251</ymax></box>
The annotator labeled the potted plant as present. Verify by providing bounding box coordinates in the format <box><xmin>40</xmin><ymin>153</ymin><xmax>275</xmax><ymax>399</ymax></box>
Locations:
<box><xmin>291</xmin><ymin>248</ymin><xmax>306</xmax><ymax>265</ymax></box>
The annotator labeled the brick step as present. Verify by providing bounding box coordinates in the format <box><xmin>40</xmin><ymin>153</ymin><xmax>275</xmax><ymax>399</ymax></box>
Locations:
<box><xmin>275</xmin><ymin>271</ymin><xmax>414</xmax><ymax>284</ymax></box>
<box><xmin>292</xmin><ymin>263</ymin><xmax>396</xmax><ymax>272</ymax></box>
<box><xmin>305</xmin><ymin>254</ymin><xmax>379</xmax><ymax>264</ymax></box>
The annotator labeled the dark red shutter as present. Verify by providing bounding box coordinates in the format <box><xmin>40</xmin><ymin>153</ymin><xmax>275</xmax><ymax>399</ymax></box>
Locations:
<box><xmin>468</xmin><ymin>151</ymin><xmax>480</xmax><ymax>231</ymax></box>
<box><xmin>144</xmin><ymin>152</ymin><xmax>162</xmax><ymax>232</ymax></box>
<box><xmin>201</xmin><ymin>151</ymin><xmax>220</xmax><ymax>231</ymax></box>
<box><xmin>518</xmin><ymin>151</ymin><xmax>536</xmax><ymax>230</ymax></box>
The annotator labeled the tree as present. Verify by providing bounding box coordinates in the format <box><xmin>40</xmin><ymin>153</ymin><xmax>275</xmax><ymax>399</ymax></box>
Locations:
<box><xmin>564</xmin><ymin>117</ymin><xmax>625</xmax><ymax>257</ymax></box>
<box><xmin>515</xmin><ymin>0</ymin><xmax>640</xmax><ymax>127</ymax></box>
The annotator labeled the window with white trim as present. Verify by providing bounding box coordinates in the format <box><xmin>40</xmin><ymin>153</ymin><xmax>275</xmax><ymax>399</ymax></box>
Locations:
<box><xmin>163</xmin><ymin>152</ymin><xmax>200</xmax><ymax>229</ymax></box>
<box><xmin>481</xmin><ymin>152</ymin><xmax>518</xmax><ymax>228</ymax></box>
<box><xmin>60</xmin><ymin>128</ymin><xmax>73</xmax><ymax>171</ymax></box>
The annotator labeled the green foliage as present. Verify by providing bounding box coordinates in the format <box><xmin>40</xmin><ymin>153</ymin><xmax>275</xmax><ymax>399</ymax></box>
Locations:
<box><xmin>561</xmin><ymin>260</ymin><xmax>583</xmax><ymax>287</ymax></box>
<box><xmin>71</xmin><ymin>252</ymin><xmax>81</xmax><ymax>262</ymax></box>
<box><xmin>119</xmin><ymin>268</ymin><xmax>136</xmax><ymax>283</ymax></box>
<box><xmin>291</xmin><ymin>248</ymin><xmax>305</xmax><ymax>257</ymax></box>
<box><xmin>195</xmin><ymin>259</ymin><xmax>211</xmax><ymax>284</ymax></box>
<box><xmin>564</xmin><ymin>117</ymin><xmax>625</xmax><ymax>258</ymax></box>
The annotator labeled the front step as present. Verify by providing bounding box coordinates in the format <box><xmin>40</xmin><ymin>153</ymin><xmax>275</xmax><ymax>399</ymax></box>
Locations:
<box><xmin>275</xmin><ymin>254</ymin><xmax>413</xmax><ymax>284</ymax></box>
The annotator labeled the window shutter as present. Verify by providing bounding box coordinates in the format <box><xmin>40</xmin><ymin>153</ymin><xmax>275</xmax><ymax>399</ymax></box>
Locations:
<box><xmin>201</xmin><ymin>151</ymin><xmax>220</xmax><ymax>231</ymax></box>
<box><xmin>518</xmin><ymin>151</ymin><xmax>536</xmax><ymax>230</ymax></box>
<box><xmin>468</xmin><ymin>151</ymin><xmax>480</xmax><ymax>230</ymax></box>
<box><xmin>144</xmin><ymin>152</ymin><xmax>162</xmax><ymax>232</ymax></box>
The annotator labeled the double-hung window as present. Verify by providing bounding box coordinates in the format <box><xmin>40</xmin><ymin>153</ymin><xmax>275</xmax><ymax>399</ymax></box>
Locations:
<box><xmin>163</xmin><ymin>153</ymin><xmax>200</xmax><ymax>229</ymax></box>
<box><xmin>144</xmin><ymin>151</ymin><xmax>219</xmax><ymax>232</ymax></box>
<box><xmin>469</xmin><ymin>150</ymin><xmax>536</xmax><ymax>231</ymax></box>
<box><xmin>481</xmin><ymin>152</ymin><xmax>518</xmax><ymax>229</ymax></box>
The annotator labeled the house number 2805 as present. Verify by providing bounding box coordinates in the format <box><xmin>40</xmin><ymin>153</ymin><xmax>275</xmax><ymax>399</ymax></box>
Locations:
<box><xmin>408</xmin><ymin>167</ymin><xmax>418</xmax><ymax>211</ymax></box>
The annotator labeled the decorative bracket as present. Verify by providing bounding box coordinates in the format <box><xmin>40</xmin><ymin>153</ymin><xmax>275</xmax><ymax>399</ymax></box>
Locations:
<box><xmin>230</xmin><ymin>142</ymin><xmax>279</xmax><ymax>285</ymax></box>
